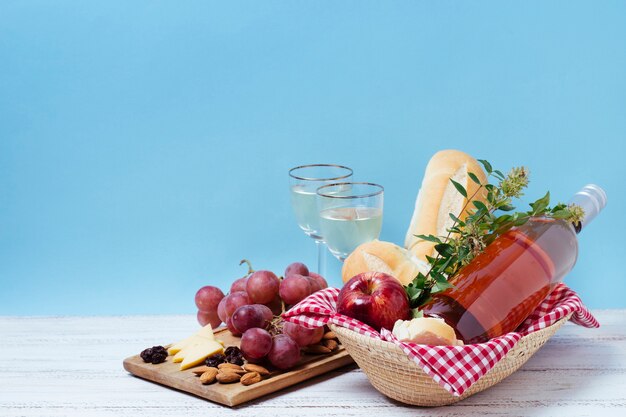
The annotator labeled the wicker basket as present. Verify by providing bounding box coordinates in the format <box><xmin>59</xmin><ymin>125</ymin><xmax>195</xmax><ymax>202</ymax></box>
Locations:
<box><xmin>330</xmin><ymin>313</ymin><xmax>572</xmax><ymax>406</ymax></box>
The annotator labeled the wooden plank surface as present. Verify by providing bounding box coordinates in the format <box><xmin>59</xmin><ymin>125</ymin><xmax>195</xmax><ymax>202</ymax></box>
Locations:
<box><xmin>1</xmin><ymin>311</ymin><xmax>625</xmax><ymax>416</ymax></box>
<box><xmin>122</xmin><ymin>327</ymin><xmax>353</xmax><ymax>406</ymax></box>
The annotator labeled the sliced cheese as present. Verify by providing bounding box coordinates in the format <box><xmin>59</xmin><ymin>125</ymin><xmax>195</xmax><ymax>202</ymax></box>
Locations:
<box><xmin>179</xmin><ymin>340</ymin><xmax>224</xmax><ymax>370</ymax></box>
<box><xmin>168</xmin><ymin>324</ymin><xmax>215</xmax><ymax>355</ymax></box>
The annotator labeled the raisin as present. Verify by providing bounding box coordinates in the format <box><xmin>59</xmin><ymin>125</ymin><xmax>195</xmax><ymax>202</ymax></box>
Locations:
<box><xmin>140</xmin><ymin>348</ymin><xmax>154</xmax><ymax>363</ymax></box>
<box><xmin>140</xmin><ymin>345</ymin><xmax>167</xmax><ymax>364</ymax></box>
<box><xmin>151</xmin><ymin>352</ymin><xmax>167</xmax><ymax>364</ymax></box>
<box><xmin>224</xmin><ymin>346</ymin><xmax>241</xmax><ymax>357</ymax></box>
<box><xmin>205</xmin><ymin>353</ymin><xmax>226</xmax><ymax>368</ymax></box>
<box><xmin>226</xmin><ymin>355</ymin><xmax>244</xmax><ymax>366</ymax></box>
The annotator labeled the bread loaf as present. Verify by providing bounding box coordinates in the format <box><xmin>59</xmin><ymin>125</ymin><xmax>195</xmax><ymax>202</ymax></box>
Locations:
<box><xmin>405</xmin><ymin>150</ymin><xmax>488</xmax><ymax>262</ymax></box>
<box><xmin>341</xmin><ymin>240</ymin><xmax>429</xmax><ymax>286</ymax></box>
<box><xmin>392</xmin><ymin>317</ymin><xmax>463</xmax><ymax>346</ymax></box>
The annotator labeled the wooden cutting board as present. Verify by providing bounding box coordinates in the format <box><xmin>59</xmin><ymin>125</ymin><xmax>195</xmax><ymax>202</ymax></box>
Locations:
<box><xmin>123</xmin><ymin>327</ymin><xmax>354</xmax><ymax>407</ymax></box>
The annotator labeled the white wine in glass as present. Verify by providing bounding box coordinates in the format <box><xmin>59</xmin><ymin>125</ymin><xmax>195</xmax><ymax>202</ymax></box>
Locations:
<box><xmin>288</xmin><ymin>164</ymin><xmax>353</xmax><ymax>273</ymax></box>
<box><xmin>317</xmin><ymin>182</ymin><xmax>384</xmax><ymax>261</ymax></box>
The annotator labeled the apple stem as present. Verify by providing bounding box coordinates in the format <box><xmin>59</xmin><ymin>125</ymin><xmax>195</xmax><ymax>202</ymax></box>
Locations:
<box><xmin>239</xmin><ymin>259</ymin><xmax>254</xmax><ymax>274</ymax></box>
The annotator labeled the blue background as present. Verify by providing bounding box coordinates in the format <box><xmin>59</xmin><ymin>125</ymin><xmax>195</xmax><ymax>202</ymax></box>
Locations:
<box><xmin>1</xmin><ymin>1</ymin><xmax>625</xmax><ymax>315</ymax></box>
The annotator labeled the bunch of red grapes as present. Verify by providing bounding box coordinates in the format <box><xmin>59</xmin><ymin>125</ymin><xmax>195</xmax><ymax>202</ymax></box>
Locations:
<box><xmin>194</xmin><ymin>261</ymin><xmax>328</xmax><ymax>370</ymax></box>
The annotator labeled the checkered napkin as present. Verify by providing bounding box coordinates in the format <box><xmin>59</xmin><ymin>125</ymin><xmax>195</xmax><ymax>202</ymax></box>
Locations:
<box><xmin>282</xmin><ymin>283</ymin><xmax>598</xmax><ymax>396</ymax></box>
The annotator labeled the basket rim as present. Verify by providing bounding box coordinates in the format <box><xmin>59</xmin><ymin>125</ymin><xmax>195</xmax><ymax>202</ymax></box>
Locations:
<box><xmin>329</xmin><ymin>313</ymin><xmax>573</xmax><ymax>353</ymax></box>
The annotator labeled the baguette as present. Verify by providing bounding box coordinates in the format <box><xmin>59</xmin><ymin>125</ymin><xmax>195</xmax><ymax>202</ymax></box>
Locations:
<box><xmin>405</xmin><ymin>150</ymin><xmax>488</xmax><ymax>262</ymax></box>
<box><xmin>341</xmin><ymin>240</ymin><xmax>429</xmax><ymax>286</ymax></box>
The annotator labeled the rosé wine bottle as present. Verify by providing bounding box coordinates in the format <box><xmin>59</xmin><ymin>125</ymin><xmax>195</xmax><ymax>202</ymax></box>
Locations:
<box><xmin>420</xmin><ymin>184</ymin><xmax>607</xmax><ymax>344</ymax></box>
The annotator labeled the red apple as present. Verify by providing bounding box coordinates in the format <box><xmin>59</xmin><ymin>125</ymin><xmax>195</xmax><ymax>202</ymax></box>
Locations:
<box><xmin>337</xmin><ymin>272</ymin><xmax>410</xmax><ymax>331</ymax></box>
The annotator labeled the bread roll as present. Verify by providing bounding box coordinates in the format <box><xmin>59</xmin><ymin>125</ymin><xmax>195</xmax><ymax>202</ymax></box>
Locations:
<box><xmin>392</xmin><ymin>317</ymin><xmax>463</xmax><ymax>346</ymax></box>
<box><xmin>405</xmin><ymin>150</ymin><xmax>488</xmax><ymax>262</ymax></box>
<box><xmin>342</xmin><ymin>240</ymin><xmax>429</xmax><ymax>286</ymax></box>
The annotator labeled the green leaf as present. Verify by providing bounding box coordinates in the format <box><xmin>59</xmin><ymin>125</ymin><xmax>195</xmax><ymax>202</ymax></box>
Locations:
<box><xmin>551</xmin><ymin>209</ymin><xmax>571</xmax><ymax>219</ymax></box>
<box><xmin>432</xmin><ymin>280</ymin><xmax>453</xmax><ymax>293</ymax></box>
<box><xmin>493</xmin><ymin>169</ymin><xmax>505</xmax><ymax>180</ymax></box>
<box><xmin>478</xmin><ymin>159</ymin><xmax>493</xmax><ymax>174</ymax></box>
<box><xmin>468</xmin><ymin>172</ymin><xmax>482</xmax><ymax>185</ymax></box>
<box><xmin>473</xmin><ymin>200</ymin><xmax>488</xmax><ymax>212</ymax></box>
<box><xmin>529</xmin><ymin>191</ymin><xmax>550</xmax><ymax>215</ymax></box>
<box><xmin>514</xmin><ymin>216</ymin><xmax>530</xmax><ymax>226</ymax></box>
<box><xmin>449</xmin><ymin>212</ymin><xmax>465</xmax><ymax>226</ymax></box>
<box><xmin>435</xmin><ymin>243</ymin><xmax>454</xmax><ymax>257</ymax></box>
<box><xmin>450</xmin><ymin>179</ymin><xmax>467</xmax><ymax>197</ymax></box>
<box><xmin>498</xmin><ymin>204</ymin><xmax>515</xmax><ymax>212</ymax></box>
<box><xmin>411</xmin><ymin>308</ymin><xmax>424</xmax><ymax>319</ymax></box>
<box><xmin>415</xmin><ymin>234</ymin><xmax>443</xmax><ymax>243</ymax></box>
<box><xmin>494</xmin><ymin>214</ymin><xmax>512</xmax><ymax>224</ymax></box>
<box><xmin>425</xmin><ymin>255</ymin><xmax>438</xmax><ymax>264</ymax></box>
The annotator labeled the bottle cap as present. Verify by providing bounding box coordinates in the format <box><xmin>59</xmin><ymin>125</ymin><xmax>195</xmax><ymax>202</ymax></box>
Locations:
<box><xmin>568</xmin><ymin>184</ymin><xmax>607</xmax><ymax>230</ymax></box>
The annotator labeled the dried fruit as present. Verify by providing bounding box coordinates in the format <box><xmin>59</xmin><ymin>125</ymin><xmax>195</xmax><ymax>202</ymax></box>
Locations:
<box><xmin>140</xmin><ymin>346</ymin><xmax>168</xmax><ymax>364</ymax></box>
<box><xmin>200</xmin><ymin>368</ymin><xmax>219</xmax><ymax>384</ymax></box>
<box><xmin>242</xmin><ymin>363</ymin><xmax>270</xmax><ymax>376</ymax></box>
<box><xmin>323</xmin><ymin>339</ymin><xmax>339</xmax><ymax>351</ymax></box>
<box><xmin>224</xmin><ymin>346</ymin><xmax>242</xmax><ymax>357</ymax></box>
<box><xmin>226</xmin><ymin>355</ymin><xmax>244</xmax><ymax>366</ymax></box>
<box><xmin>216</xmin><ymin>371</ymin><xmax>241</xmax><ymax>384</ymax></box>
<box><xmin>322</xmin><ymin>331</ymin><xmax>337</xmax><ymax>340</ymax></box>
<box><xmin>205</xmin><ymin>353</ymin><xmax>226</xmax><ymax>368</ymax></box>
<box><xmin>223</xmin><ymin>346</ymin><xmax>244</xmax><ymax>365</ymax></box>
<box><xmin>240</xmin><ymin>371</ymin><xmax>262</xmax><ymax>386</ymax></box>
<box><xmin>303</xmin><ymin>344</ymin><xmax>332</xmax><ymax>354</ymax></box>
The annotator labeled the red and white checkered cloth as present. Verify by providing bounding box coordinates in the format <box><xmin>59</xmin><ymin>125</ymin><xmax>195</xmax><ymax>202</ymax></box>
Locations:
<box><xmin>282</xmin><ymin>283</ymin><xmax>598</xmax><ymax>396</ymax></box>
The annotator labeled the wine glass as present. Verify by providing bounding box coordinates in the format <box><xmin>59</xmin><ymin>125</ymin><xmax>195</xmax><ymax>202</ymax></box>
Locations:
<box><xmin>316</xmin><ymin>182</ymin><xmax>384</xmax><ymax>261</ymax></box>
<box><xmin>288</xmin><ymin>164</ymin><xmax>353</xmax><ymax>274</ymax></box>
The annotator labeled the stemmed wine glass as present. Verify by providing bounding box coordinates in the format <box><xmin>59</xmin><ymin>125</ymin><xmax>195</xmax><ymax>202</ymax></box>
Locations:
<box><xmin>288</xmin><ymin>164</ymin><xmax>353</xmax><ymax>274</ymax></box>
<box><xmin>316</xmin><ymin>182</ymin><xmax>384</xmax><ymax>261</ymax></box>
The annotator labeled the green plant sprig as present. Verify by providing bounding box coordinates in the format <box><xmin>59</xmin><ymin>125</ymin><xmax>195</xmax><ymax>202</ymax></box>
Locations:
<box><xmin>404</xmin><ymin>159</ymin><xmax>584</xmax><ymax>311</ymax></box>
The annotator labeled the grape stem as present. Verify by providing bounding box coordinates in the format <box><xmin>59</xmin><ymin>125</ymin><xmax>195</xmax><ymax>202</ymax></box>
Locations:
<box><xmin>239</xmin><ymin>259</ymin><xmax>255</xmax><ymax>274</ymax></box>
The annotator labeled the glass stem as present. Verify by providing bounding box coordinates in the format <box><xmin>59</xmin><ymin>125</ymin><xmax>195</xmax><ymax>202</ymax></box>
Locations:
<box><xmin>316</xmin><ymin>240</ymin><xmax>327</xmax><ymax>277</ymax></box>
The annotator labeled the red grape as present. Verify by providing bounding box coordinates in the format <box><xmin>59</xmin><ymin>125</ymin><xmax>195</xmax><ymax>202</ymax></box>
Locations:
<box><xmin>226</xmin><ymin>317</ymin><xmax>241</xmax><ymax>336</ymax></box>
<box><xmin>279</xmin><ymin>274</ymin><xmax>312</xmax><ymax>305</ymax></box>
<box><xmin>246</xmin><ymin>271</ymin><xmax>280</xmax><ymax>304</ymax></box>
<box><xmin>264</xmin><ymin>295</ymin><xmax>283</xmax><ymax>316</ymax></box>
<box><xmin>195</xmin><ymin>286</ymin><xmax>225</xmax><ymax>312</ymax></box>
<box><xmin>197</xmin><ymin>310</ymin><xmax>221</xmax><ymax>328</ymax></box>
<box><xmin>231</xmin><ymin>304</ymin><xmax>272</xmax><ymax>334</ymax></box>
<box><xmin>305</xmin><ymin>276</ymin><xmax>322</xmax><ymax>294</ymax></box>
<box><xmin>217</xmin><ymin>299</ymin><xmax>228</xmax><ymax>323</ymax></box>
<box><xmin>284</xmin><ymin>262</ymin><xmax>309</xmax><ymax>278</ymax></box>
<box><xmin>240</xmin><ymin>328</ymin><xmax>273</xmax><ymax>360</ymax></box>
<box><xmin>259</xmin><ymin>303</ymin><xmax>274</xmax><ymax>322</ymax></box>
<box><xmin>309</xmin><ymin>272</ymin><xmax>328</xmax><ymax>290</ymax></box>
<box><xmin>217</xmin><ymin>291</ymin><xmax>250</xmax><ymax>323</ymax></box>
<box><xmin>267</xmin><ymin>334</ymin><xmax>301</xmax><ymax>370</ymax></box>
<box><xmin>282</xmin><ymin>321</ymin><xmax>324</xmax><ymax>347</ymax></box>
<box><xmin>230</xmin><ymin>276</ymin><xmax>248</xmax><ymax>293</ymax></box>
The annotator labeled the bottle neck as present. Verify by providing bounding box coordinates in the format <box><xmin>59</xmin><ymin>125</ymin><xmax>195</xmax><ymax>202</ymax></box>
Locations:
<box><xmin>568</xmin><ymin>184</ymin><xmax>607</xmax><ymax>234</ymax></box>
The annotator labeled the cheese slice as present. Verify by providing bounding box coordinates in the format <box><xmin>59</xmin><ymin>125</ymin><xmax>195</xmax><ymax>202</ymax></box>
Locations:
<box><xmin>179</xmin><ymin>340</ymin><xmax>224</xmax><ymax>370</ymax></box>
<box><xmin>168</xmin><ymin>324</ymin><xmax>216</xmax><ymax>355</ymax></box>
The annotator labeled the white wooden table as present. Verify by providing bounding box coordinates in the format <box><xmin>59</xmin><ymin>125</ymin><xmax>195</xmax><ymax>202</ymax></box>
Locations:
<box><xmin>1</xmin><ymin>311</ymin><xmax>624</xmax><ymax>416</ymax></box>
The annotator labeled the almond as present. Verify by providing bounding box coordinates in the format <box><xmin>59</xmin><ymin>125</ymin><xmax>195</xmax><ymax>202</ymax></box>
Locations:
<box><xmin>323</xmin><ymin>339</ymin><xmax>339</xmax><ymax>351</ymax></box>
<box><xmin>199</xmin><ymin>368</ymin><xmax>218</xmax><ymax>385</ymax></box>
<box><xmin>192</xmin><ymin>366</ymin><xmax>215</xmax><ymax>376</ymax></box>
<box><xmin>323</xmin><ymin>331</ymin><xmax>337</xmax><ymax>340</ymax></box>
<box><xmin>304</xmin><ymin>344</ymin><xmax>332</xmax><ymax>354</ymax></box>
<box><xmin>216</xmin><ymin>371</ymin><xmax>241</xmax><ymax>384</ymax></box>
<box><xmin>240</xmin><ymin>371</ymin><xmax>262</xmax><ymax>386</ymax></box>
<box><xmin>242</xmin><ymin>363</ymin><xmax>270</xmax><ymax>376</ymax></box>
<box><xmin>218</xmin><ymin>363</ymin><xmax>243</xmax><ymax>372</ymax></box>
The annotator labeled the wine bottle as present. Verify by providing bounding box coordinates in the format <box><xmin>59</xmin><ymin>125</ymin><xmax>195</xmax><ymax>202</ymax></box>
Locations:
<box><xmin>420</xmin><ymin>184</ymin><xmax>607</xmax><ymax>344</ymax></box>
